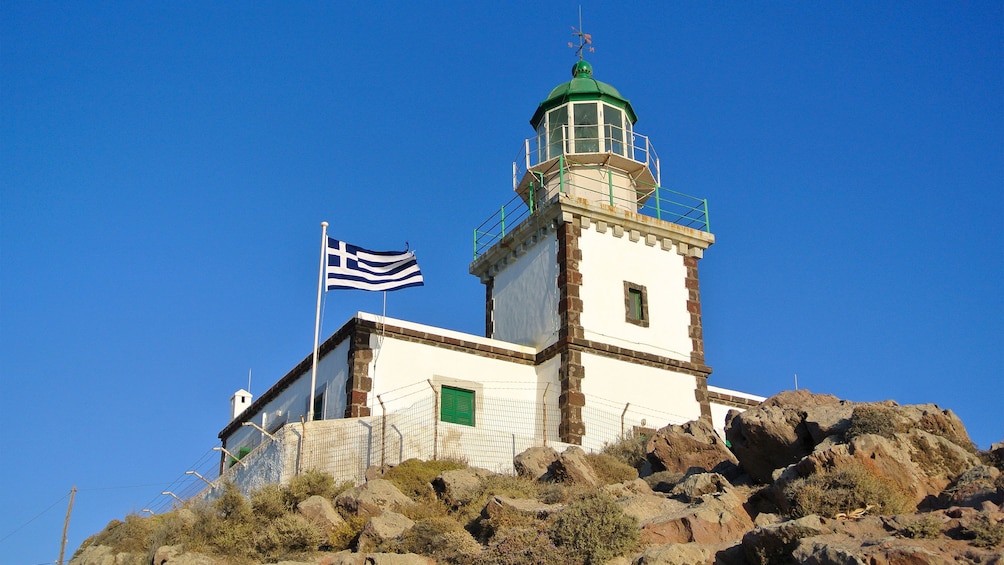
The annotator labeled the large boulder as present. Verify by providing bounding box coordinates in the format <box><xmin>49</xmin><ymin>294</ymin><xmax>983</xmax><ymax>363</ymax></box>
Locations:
<box><xmin>481</xmin><ymin>495</ymin><xmax>564</xmax><ymax>521</ymax></box>
<box><xmin>513</xmin><ymin>446</ymin><xmax>559</xmax><ymax>480</ymax></box>
<box><xmin>547</xmin><ymin>446</ymin><xmax>600</xmax><ymax>487</ymax></box>
<box><xmin>640</xmin><ymin>489</ymin><xmax>754</xmax><ymax>545</ymax></box>
<box><xmin>726</xmin><ymin>390</ymin><xmax>844</xmax><ymax>484</ymax></box>
<box><xmin>782</xmin><ymin>428</ymin><xmax>981</xmax><ymax>509</ymax></box>
<box><xmin>740</xmin><ymin>515</ymin><xmax>831</xmax><ymax>565</ymax></box>
<box><xmin>646</xmin><ymin>419</ymin><xmax>739</xmax><ymax>476</ymax></box>
<box><xmin>938</xmin><ymin>464</ymin><xmax>1003</xmax><ymax>509</ymax></box>
<box><xmin>432</xmin><ymin>467</ymin><xmax>493</xmax><ymax>507</ymax></box>
<box><xmin>356</xmin><ymin>511</ymin><xmax>415</xmax><ymax>553</ymax></box>
<box><xmin>670</xmin><ymin>472</ymin><xmax>734</xmax><ymax>503</ymax></box>
<box><xmin>633</xmin><ymin>542</ymin><xmax>720</xmax><ymax>564</ymax></box>
<box><xmin>616</xmin><ymin>493</ymin><xmax>688</xmax><ymax>524</ymax></box>
<box><xmin>297</xmin><ymin>494</ymin><xmax>346</xmax><ymax>532</ymax></box>
<box><xmin>335</xmin><ymin>479</ymin><xmax>414</xmax><ymax>516</ymax></box>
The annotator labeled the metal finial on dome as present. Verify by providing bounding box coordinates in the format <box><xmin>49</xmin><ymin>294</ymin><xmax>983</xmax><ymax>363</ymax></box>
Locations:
<box><xmin>567</xmin><ymin>7</ymin><xmax>594</xmax><ymax>61</ymax></box>
<box><xmin>571</xmin><ymin>60</ymin><xmax>593</xmax><ymax>79</ymax></box>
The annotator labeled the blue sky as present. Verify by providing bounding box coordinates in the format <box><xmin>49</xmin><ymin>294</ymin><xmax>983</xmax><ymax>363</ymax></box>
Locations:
<box><xmin>2</xmin><ymin>2</ymin><xmax>1001</xmax><ymax>563</ymax></box>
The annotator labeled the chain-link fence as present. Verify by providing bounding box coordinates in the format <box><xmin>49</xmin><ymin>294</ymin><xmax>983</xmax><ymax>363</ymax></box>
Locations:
<box><xmin>146</xmin><ymin>382</ymin><xmax>694</xmax><ymax>511</ymax></box>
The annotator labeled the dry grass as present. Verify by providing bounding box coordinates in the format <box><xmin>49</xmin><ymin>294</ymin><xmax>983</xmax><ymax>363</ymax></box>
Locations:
<box><xmin>546</xmin><ymin>492</ymin><xmax>639</xmax><ymax>564</ymax></box>
<box><xmin>898</xmin><ymin>514</ymin><xmax>942</xmax><ymax>539</ymax></box>
<box><xmin>585</xmin><ymin>452</ymin><xmax>639</xmax><ymax>485</ymax></box>
<box><xmin>783</xmin><ymin>461</ymin><xmax>914</xmax><ymax>518</ymax></box>
<box><xmin>383</xmin><ymin>458</ymin><xmax>468</xmax><ymax>501</ymax></box>
<box><xmin>600</xmin><ymin>431</ymin><xmax>650</xmax><ymax>470</ymax></box>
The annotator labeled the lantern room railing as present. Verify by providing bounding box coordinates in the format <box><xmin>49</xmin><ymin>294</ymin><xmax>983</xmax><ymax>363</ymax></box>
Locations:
<box><xmin>518</xmin><ymin>125</ymin><xmax>660</xmax><ymax>187</ymax></box>
<box><xmin>473</xmin><ymin>135</ymin><xmax>710</xmax><ymax>259</ymax></box>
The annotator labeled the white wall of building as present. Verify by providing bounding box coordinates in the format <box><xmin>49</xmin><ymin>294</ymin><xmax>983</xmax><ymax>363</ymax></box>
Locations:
<box><xmin>366</xmin><ymin>329</ymin><xmax>554</xmax><ymax>443</ymax></box>
<box><xmin>490</xmin><ymin>236</ymin><xmax>560</xmax><ymax>349</ymax></box>
<box><xmin>579</xmin><ymin>351</ymin><xmax>701</xmax><ymax>450</ymax></box>
<box><xmin>577</xmin><ymin>226</ymin><xmax>692</xmax><ymax>362</ymax></box>
<box><xmin>224</xmin><ymin>340</ymin><xmax>350</xmax><ymax>453</ymax></box>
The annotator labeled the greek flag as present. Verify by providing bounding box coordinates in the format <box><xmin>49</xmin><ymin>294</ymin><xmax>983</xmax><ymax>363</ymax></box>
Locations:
<box><xmin>325</xmin><ymin>238</ymin><xmax>424</xmax><ymax>291</ymax></box>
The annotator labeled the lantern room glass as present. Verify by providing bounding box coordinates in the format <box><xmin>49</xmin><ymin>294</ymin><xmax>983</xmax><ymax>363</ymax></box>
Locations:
<box><xmin>540</xmin><ymin>102</ymin><xmax>632</xmax><ymax>161</ymax></box>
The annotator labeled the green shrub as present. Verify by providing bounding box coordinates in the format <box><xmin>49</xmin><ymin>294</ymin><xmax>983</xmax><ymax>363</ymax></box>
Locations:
<box><xmin>965</xmin><ymin>517</ymin><xmax>1004</xmax><ymax>548</ymax></box>
<box><xmin>600</xmin><ymin>431</ymin><xmax>650</xmax><ymax>470</ymax></box>
<box><xmin>783</xmin><ymin>462</ymin><xmax>914</xmax><ymax>518</ymax></box>
<box><xmin>547</xmin><ymin>493</ymin><xmax>639</xmax><ymax>564</ymax></box>
<box><xmin>483</xmin><ymin>528</ymin><xmax>571</xmax><ymax>565</ymax></box>
<box><xmin>846</xmin><ymin>404</ymin><xmax>904</xmax><ymax>440</ymax></box>
<box><xmin>251</xmin><ymin>484</ymin><xmax>289</xmax><ymax>519</ymax></box>
<box><xmin>452</xmin><ymin>473</ymin><xmax>543</xmax><ymax>525</ymax></box>
<box><xmin>898</xmin><ymin>514</ymin><xmax>942</xmax><ymax>539</ymax></box>
<box><xmin>327</xmin><ymin>515</ymin><xmax>366</xmax><ymax>551</ymax></box>
<box><xmin>475</xmin><ymin>504</ymin><xmax>542</xmax><ymax>543</ymax></box>
<box><xmin>585</xmin><ymin>452</ymin><xmax>638</xmax><ymax>485</ymax></box>
<box><xmin>397</xmin><ymin>516</ymin><xmax>482</xmax><ymax>563</ymax></box>
<box><xmin>144</xmin><ymin>511</ymin><xmax>194</xmax><ymax>561</ymax></box>
<box><xmin>254</xmin><ymin>513</ymin><xmax>322</xmax><ymax>558</ymax></box>
<box><xmin>285</xmin><ymin>469</ymin><xmax>351</xmax><ymax>506</ymax></box>
<box><xmin>76</xmin><ymin>514</ymin><xmax>155</xmax><ymax>557</ymax></box>
<box><xmin>384</xmin><ymin>458</ymin><xmax>467</xmax><ymax>501</ymax></box>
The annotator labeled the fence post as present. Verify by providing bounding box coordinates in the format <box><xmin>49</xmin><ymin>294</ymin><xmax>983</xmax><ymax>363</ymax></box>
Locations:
<box><xmin>541</xmin><ymin>383</ymin><xmax>550</xmax><ymax>447</ymax></box>
<box><xmin>427</xmin><ymin>380</ymin><xmax>438</xmax><ymax>461</ymax></box>
<box><xmin>621</xmin><ymin>403</ymin><xmax>630</xmax><ymax>439</ymax></box>
<box><xmin>608</xmin><ymin>170</ymin><xmax>615</xmax><ymax>206</ymax></box>
<box><xmin>377</xmin><ymin>394</ymin><xmax>386</xmax><ymax>468</ymax></box>
<box><xmin>703</xmin><ymin>199</ymin><xmax>711</xmax><ymax>232</ymax></box>
<box><xmin>655</xmin><ymin>184</ymin><xmax>662</xmax><ymax>220</ymax></box>
<box><xmin>500</xmin><ymin>206</ymin><xmax>506</xmax><ymax>238</ymax></box>
<box><xmin>297</xmin><ymin>416</ymin><xmax>306</xmax><ymax>476</ymax></box>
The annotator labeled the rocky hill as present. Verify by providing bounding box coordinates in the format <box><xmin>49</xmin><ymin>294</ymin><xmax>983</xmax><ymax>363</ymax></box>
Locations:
<box><xmin>71</xmin><ymin>391</ymin><xmax>1003</xmax><ymax>564</ymax></box>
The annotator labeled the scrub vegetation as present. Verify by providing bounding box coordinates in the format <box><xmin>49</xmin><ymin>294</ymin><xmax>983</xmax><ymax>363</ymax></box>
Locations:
<box><xmin>73</xmin><ymin>457</ymin><xmax>640</xmax><ymax>565</ymax></box>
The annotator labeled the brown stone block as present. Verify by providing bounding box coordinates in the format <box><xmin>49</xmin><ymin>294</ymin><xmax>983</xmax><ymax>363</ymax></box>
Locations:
<box><xmin>560</xmin><ymin>420</ymin><xmax>585</xmax><ymax>436</ymax></box>
<box><xmin>348</xmin><ymin>390</ymin><xmax>368</xmax><ymax>405</ymax></box>
<box><xmin>560</xmin><ymin>391</ymin><xmax>586</xmax><ymax>407</ymax></box>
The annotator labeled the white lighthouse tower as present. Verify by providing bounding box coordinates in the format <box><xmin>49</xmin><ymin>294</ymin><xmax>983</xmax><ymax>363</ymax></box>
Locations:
<box><xmin>471</xmin><ymin>59</ymin><xmax>716</xmax><ymax>445</ymax></box>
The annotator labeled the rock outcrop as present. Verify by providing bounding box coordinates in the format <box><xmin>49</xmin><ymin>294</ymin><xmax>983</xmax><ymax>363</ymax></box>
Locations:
<box><xmin>646</xmin><ymin>419</ymin><xmax>739</xmax><ymax>476</ymax></box>
<box><xmin>70</xmin><ymin>390</ymin><xmax>1004</xmax><ymax>565</ymax></box>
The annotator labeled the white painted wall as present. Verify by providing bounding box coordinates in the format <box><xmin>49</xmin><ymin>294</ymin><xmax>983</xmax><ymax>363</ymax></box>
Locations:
<box><xmin>579</xmin><ymin>351</ymin><xmax>701</xmax><ymax>450</ymax></box>
<box><xmin>490</xmin><ymin>236</ymin><xmax>559</xmax><ymax>349</ymax></box>
<box><xmin>577</xmin><ymin>226</ymin><xmax>692</xmax><ymax>362</ymax></box>
<box><xmin>366</xmin><ymin>331</ymin><xmax>553</xmax><ymax>443</ymax></box>
<box><xmin>224</xmin><ymin>339</ymin><xmax>350</xmax><ymax>453</ymax></box>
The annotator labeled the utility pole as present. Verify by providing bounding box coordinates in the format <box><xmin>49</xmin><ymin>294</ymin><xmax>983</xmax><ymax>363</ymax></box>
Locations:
<box><xmin>58</xmin><ymin>485</ymin><xmax>76</xmax><ymax>565</ymax></box>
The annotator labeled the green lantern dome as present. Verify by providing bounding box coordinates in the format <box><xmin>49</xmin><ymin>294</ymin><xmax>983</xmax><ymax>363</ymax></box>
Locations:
<box><xmin>530</xmin><ymin>60</ymin><xmax>637</xmax><ymax>128</ymax></box>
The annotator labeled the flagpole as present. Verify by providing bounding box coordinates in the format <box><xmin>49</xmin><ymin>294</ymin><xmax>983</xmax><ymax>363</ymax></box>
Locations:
<box><xmin>308</xmin><ymin>221</ymin><xmax>328</xmax><ymax>422</ymax></box>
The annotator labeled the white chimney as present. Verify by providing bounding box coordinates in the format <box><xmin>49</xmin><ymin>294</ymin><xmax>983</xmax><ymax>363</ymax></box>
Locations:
<box><xmin>230</xmin><ymin>389</ymin><xmax>253</xmax><ymax>421</ymax></box>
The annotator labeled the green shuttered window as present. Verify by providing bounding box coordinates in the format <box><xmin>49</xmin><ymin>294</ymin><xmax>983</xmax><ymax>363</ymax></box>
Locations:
<box><xmin>441</xmin><ymin>386</ymin><xmax>475</xmax><ymax>426</ymax></box>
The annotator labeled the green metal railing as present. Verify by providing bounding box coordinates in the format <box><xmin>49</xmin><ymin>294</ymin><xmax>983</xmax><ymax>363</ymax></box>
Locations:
<box><xmin>474</xmin><ymin>156</ymin><xmax>710</xmax><ymax>259</ymax></box>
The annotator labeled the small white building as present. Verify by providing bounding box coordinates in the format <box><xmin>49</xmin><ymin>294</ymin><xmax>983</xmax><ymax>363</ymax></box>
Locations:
<box><xmin>217</xmin><ymin>59</ymin><xmax>764</xmax><ymax>484</ymax></box>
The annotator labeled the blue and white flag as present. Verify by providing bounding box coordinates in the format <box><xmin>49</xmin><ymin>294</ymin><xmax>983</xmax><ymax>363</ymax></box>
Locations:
<box><xmin>325</xmin><ymin>238</ymin><xmax>424</xmax><ymax>292</ymax></box>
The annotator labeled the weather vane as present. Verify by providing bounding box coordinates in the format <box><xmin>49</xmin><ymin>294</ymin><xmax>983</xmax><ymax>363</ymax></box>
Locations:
<box><xmin>568</xmin><ymin>7</ymin><xmax>594</xmax><ymax>60</ymax></box>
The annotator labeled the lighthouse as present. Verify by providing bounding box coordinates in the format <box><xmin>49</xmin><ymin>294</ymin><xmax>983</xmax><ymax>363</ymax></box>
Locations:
<box><xmin>471</xmin><ymin>59</ymin><xmax>716</xmax><ymax>445</ymax></box>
